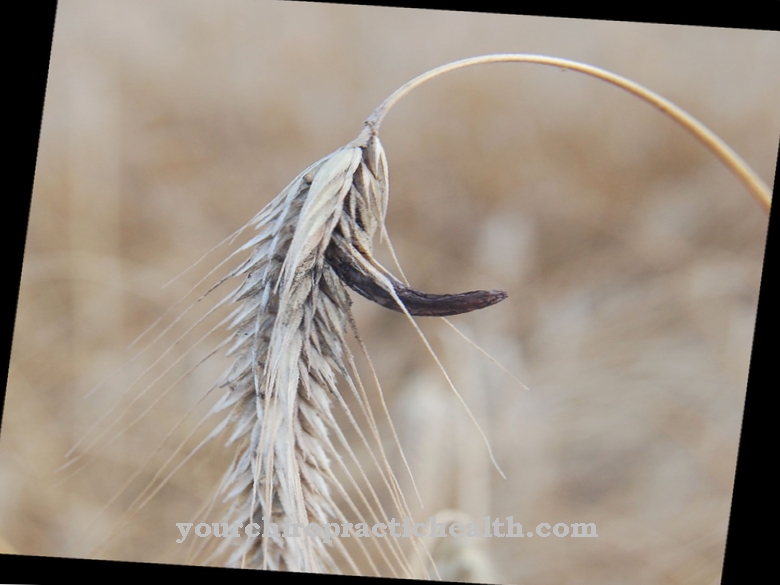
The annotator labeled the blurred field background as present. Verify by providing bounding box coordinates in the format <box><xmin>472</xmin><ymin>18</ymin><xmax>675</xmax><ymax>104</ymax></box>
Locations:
<box><xmin>3</xmin><ymin>2</ymin><xmax>779</xmax><ymax>583</ymax></box>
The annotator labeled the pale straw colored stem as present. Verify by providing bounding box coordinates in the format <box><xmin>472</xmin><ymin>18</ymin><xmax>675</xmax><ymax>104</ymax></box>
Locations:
<box><xmin>366</xmin><ymin>54</ymin><xmax>772</xmax><ymax>213</ymax></box>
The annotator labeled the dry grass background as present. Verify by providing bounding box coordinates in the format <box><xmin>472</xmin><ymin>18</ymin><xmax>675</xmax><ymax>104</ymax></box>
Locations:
<box><xmin>3</xmin><ymin>1</ymin><xmax>779</xmax><ymax>583</ymax></box>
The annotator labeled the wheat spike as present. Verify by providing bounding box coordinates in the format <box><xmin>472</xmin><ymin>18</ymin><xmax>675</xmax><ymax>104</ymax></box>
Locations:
<box><xmin>150</xmin><ymin>53</ymin><xmax>770</xmax><ymax>575</ymax></box>
<box><xmin>213</xmin><ymin>125</ymin><xmax>391</xmax><ymax>572</ymax></box>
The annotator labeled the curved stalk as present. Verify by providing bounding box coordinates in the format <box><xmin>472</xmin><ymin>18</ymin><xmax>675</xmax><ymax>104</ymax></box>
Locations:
<box><xmin>365</xmin><ymin>54</ymin><xmax>772</xmax><ymax>213</ymax></box>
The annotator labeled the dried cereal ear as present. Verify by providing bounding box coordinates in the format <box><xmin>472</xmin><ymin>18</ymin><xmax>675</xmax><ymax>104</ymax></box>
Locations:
<box><xmin>207</xmin><ymin>53</ymin><xmax>770</xmax><ymax>575</ymax></box>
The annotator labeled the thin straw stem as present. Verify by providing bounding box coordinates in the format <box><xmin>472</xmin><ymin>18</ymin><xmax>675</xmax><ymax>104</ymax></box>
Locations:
<box><xmin>366</xmin><ymin>54</ymin><xmax>772</xmax><ymax>213</ymax></box>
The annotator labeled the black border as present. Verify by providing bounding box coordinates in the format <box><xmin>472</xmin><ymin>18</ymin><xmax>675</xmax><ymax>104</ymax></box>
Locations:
<box><xmin>2</xmin><ymin>1</ymin><xmax>777</xmax><ymax>582</ymax></box>
<box><xmin>321</xmin><ymin>1</ymin><xmax>780</xmax><ymax>31</ymax></box>
<box><xmin>3</xmin><ymin>2</ymin><xmax>57</xmax><ymax>426</ymax></box>
<box><xmin>719</xmin><ymin>117</ymin><xmax>778</xmax><ymax>583</ymax></box>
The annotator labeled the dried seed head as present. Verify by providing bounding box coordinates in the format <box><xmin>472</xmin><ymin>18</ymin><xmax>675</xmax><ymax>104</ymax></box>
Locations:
<box><xmin>212</xmin><ymin>123</ymin><xmax>506</xmax><ymax>572</ymax></box>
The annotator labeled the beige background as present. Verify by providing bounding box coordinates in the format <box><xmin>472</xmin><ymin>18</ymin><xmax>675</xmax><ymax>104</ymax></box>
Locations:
<box><xmin>3</xmin><ymin>2</ymin><xmax>778</xmax><ymax>583</ymax></box>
